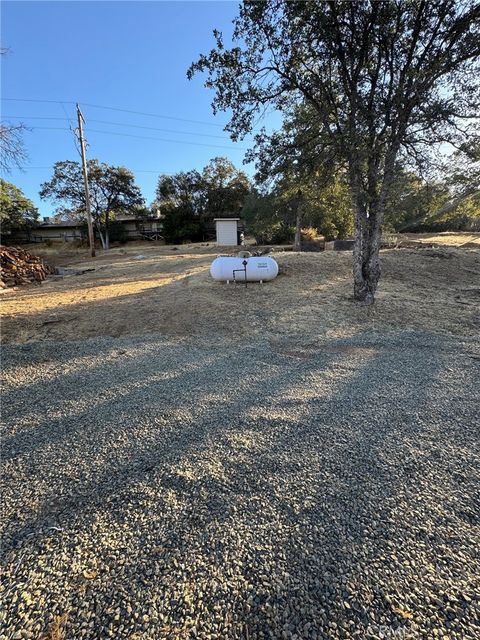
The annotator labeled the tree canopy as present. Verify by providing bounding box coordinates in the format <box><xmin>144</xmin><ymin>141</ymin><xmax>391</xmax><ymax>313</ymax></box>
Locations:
<box><xmin>0</xmin><ymin>180</ymin><xmax>39</xmax><ymax>237</ymax></box>
<box><xmin>190</xmin><ymin>0</ymin><xmax>480</xmax><ymax>302</ymax></box>
<box><xmin>40</xmin><ymin>160</ymin><xmax>145</xmax><ymax>249</ymax></box>
<box><xmin>0</xmin><ymin>51</ymin><xmax>28</xmax><ymax>173</ymax></box>
<box><xmin>0</xmin><ymin>124</ymin><xmax>29</xmax><ymax>174</ymax></box>
<box><xmin>155</xmin><ymin>157</ymin><xmax>250</xmax><ymax>217</ymax></box>
<box><xmin>202</xmin><ymin>156</ymin><xmax>251</xmax><ymax>216</ymax></box>
<box><xmin>154</xmin><ymin>157</ymin><xmax>251</xmax><ymax>243</ymax></box>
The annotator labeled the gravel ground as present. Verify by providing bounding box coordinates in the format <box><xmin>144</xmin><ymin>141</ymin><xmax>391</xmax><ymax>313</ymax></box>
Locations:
<box><xmin>1</xmin><ymin>331</ymin><xmax>479</xmax><ymax>640</ymax></box>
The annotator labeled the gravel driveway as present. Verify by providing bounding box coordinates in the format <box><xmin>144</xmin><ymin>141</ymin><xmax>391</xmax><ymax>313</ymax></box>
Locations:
<box><xmin>1</xmin><ymin>331</ymin><xmax>479</xmax><ymax>640</ymax></box>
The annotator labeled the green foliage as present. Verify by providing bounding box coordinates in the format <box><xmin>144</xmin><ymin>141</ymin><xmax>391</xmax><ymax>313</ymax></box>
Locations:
<box><xmin>155</xmin><ymin>170</ymin><xmax>204</xmax><ymax>213</ymax></box>
<box><xmin>161</xmin><ymin>205</ymin><xmax>204</xmax><ymax>244</ymax></box>
<box><xmin>154</xmin><ymin>157</ymin><xmax>250</xmax><ymax>244</ymax></box>
<box><xmin>0</xmin><ymin>179</ymin><xmax>39</xmax><ymax>236</ymax></box>
<box><xmin>190</xmin><ymin>0</ymin><xmax>480</xmax><ymax>301</ymax></box>
<box><xmin>154</xmin><ymin>157</ymin><xmax>251</xmax><ymax>220</ymax></box>
<box><xmin>303</xmin><ymin>175</ymin><xmax>353</xmax><ymax>240</ymax></box>
<box><xmin>107</xmin><ymin>219</ymin><xmax>128</xmax><ymax>244</ymax></box>
<box><xmin>242</xmin><ymin>191</ymin><xmax>293</xmax><ymax>243</ymax></box>
<box><xmin>243</xmin><ymin>172</ymin><xmax>353</xmax><ymax>244</ymax></box>
<box><xmin>385</xmin><ymin>151</ymin><xmax>480</xmax><ymax>232</ymax></box>
<box><xmin>40</xmin><ymin>160</ymin><xmax>144</xmax><ymax>249</ymax></box>
<box><xmin>253</xmin><ymin>219</ymin><xmax>295</xmax><ymax>245</ymax></box>
<box><xmin>409</xmin><ymin>194</ymin><xmax>480</xmax><ymax>232</ymax></box>
<box><xmin>202</xmin><ymin>157</ymin><xmax>250</xmax><ymax>216</ymax></box>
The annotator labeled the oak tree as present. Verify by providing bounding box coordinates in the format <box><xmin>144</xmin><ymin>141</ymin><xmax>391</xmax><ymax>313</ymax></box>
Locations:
<box><xmin>40</xmin><ymin>160</ymin><xmax>144</xmax><ymax>250</ymax></box>
<box><xmin>0</xmin><ymin>180</ymin><xmax>39</xmax><ymax>237</ymax></box>
<box><xmin>189</xmin><ymin>0</ymin><xmax>480</xmax><ymax>302</ymax></box>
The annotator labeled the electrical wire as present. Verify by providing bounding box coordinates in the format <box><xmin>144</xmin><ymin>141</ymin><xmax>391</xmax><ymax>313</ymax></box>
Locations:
<box><xmin>1</xmin><ymin>97</ymin><xmax>229</xmax><ymax>128</ymax></box>
<box><xmin>59</xmin><ymin>102</ymin><xmax>83</xmax><ymax>158</ymax></box>
<box><xmin>28</xmin><ymin>126</ymin><xmax>248</xmax><ymax>151</ymax></box>
<box><xmin>24</xmin><ymin>166</ymin><xmax>170</xmax><ymax>173</ymax></box>
<box><xmin>2</xmin><ymin>115</ymin><xmax>240</xmax><ymax>140</ymax></box>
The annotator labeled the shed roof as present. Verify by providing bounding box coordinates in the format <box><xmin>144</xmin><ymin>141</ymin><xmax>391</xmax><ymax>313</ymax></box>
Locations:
<box><xmin>214</xmin><ymin>217</ymin><xmax>240</xmax><ymax>221</ymax></box>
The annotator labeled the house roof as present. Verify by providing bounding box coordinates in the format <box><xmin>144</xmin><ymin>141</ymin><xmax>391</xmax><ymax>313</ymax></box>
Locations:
<box><xmin>39</xmin><ymin>221</ymin><xmax>82</xmax><ymax>228</ymax></box>
<box><xmin>38</xmin><ymin>216</ymin><xmax>161</xmax><ymax>228</ymax></box>
<box><xmin>214</xmin><ymin>217</ymin><xmax>241</xmax><ymax>221</ymax></box>
<box><xmin>113</xmin><ymin>214</ymin><xmax>163</xmax><ymax>222</ymax></box>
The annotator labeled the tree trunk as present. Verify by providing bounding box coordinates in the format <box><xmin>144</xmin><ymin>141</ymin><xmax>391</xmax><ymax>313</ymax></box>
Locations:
<box><xmin>351</xmin><ymin>187</ymin><xmax>382</xmax><ymax>305</ymax></box>
<box><xmin>293</xmin><ymin>189</ymin><xmax>303</xmax><ymax>251</ymax></box>
<box><xmin>352</xmin><ymin>214</ymin><xmax>383</xmax><ymax>304</ymax></box>
<box><xmin>294</xmin><ymin>205</ymin><xmax>303</xmax><ymax>251</ymax></box>
<box><xmin>104</xmin><ymin>212</ymin><xmax>110</xmax><ymax>250</ymax></box>
<box><xmin>349</xmin><ymin>140</ymin><xmax>399</xmax><ymax>304</ymax></box>
<box><xmin>97</xmin><ymin>225</ymin><xmax>107</xmax><ymax>250</ymax></box>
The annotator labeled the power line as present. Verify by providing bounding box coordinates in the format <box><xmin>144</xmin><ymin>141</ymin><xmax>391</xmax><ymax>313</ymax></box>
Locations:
<box><xmin>28</xmin><ymin>126</ymin><xmax>249</xmax><ymax>151</ymax></box>
<box><xmin>83</xmin><ymin>102</ymin><xmax>228</xmax><ymax>129</ymax></box>
<box><xmin>59</xmin><ymin>103</ymin><xmax>83</xmax><ymax>158</ymax></box>
<box><xmin>1</xmin><ymin>97</ymin><xmax>229</xmax><ymax>128</ymax></box>
<box><xmin>1</xmin><ymin>98</ymin><xmax>76</xmax><ymax>105</ymax></box>
<box><xmin>24</xmin><ymin>166</ymin><xmax>174</xmax><ymax>174</ymax></box>
<box><xmin>2</xmin><ymin>115</ymin><xmax>239</xmax><ymax>140</ymax></box>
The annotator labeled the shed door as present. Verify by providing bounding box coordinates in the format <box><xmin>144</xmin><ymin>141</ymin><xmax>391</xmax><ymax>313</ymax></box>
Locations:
<box><xmin>216</xmin><ymin>221</ymin><xmax>237</xmax><ymax>245</ymax></box>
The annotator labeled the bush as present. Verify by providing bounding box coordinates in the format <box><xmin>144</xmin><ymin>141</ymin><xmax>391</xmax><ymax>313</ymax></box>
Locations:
<box><xmin>301</xmin><ymin>226</ymin><xmax>318</xmax><ymax>241</ymax></box>
<box><xmin>162</xmin><ymin>206</ymin><xmax>205</xmax><ymax>244</ymax></box>
<box><xmin>251</xmin><ymin>220</ymin><xmax>294</xmax><ymax>244</ymax></box>
<box><xmin>316</xmin><ymin>220</ymin><xmax>339</xmax><ymax>241</ymax></box>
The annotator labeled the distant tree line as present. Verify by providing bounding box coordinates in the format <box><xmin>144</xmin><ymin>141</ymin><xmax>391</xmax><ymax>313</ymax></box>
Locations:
<box><xmin>1</xmin><ymin>148</ymin><xmax>479</xmax><ymax>247</ymax></box>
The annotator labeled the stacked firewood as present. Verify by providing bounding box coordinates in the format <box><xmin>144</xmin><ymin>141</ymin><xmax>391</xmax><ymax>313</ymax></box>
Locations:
<box><xmin>0</xmin><ymin>246</ymin><xmax>56</xmax><ymax>288</ymax></box>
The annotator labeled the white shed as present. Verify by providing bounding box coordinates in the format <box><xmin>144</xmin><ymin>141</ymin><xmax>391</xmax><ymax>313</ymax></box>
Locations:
<box><xmin>214</xmin><ymin>218</ymin><xmax>240</xmax><ymax>246</ymax></box>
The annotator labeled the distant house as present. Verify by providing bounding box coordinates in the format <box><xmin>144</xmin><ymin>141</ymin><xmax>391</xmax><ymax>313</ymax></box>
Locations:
<box><xmin>9</xmin><ymin>213</ymin><xmax>164</xmax><ymax>244</ymax></box>
<box><xmin>115</xmin><ymin>214</ymin><xmax>163</xmax><ymax>240</ymax></box>
<box><xmin>31</xmin><ymin>218</ymin><xmax>84</xmax><ymax>242</ymax></box>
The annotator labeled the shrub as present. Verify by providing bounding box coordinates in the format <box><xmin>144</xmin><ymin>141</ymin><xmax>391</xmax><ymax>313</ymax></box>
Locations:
<box><xmin>162</xmin><ymin>206</ymin><xmax>205</xmax><ymax>244</ymax></box>
<box><xmin>301</xmin><ymin>226</ymin><xmax>318</xmax><ymax>241</ymax></box>
<box><xmin>251</xmin><ymin>220</ymin><xmax>294</xmax><ymax>244</ymax></box>
<box><xmin>317</xmin><ymin>220</ymin><xmax>339</xmax><ymax>241</ymax></box>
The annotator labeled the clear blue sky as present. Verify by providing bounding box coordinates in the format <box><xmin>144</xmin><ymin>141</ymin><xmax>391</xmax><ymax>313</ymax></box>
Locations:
<box><xmin>1</xmin><ymin>1</ymin><xmax>279</xmax><ymax>218</ymax></box>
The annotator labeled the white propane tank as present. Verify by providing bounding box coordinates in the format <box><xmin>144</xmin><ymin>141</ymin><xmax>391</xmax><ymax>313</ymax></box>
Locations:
<box><xmin>210</xmin><ymin>256</ymin><xmax>279</xmax><ymax>283</ymax></box>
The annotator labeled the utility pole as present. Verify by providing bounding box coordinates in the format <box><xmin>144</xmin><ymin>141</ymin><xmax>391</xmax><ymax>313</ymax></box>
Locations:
<box><xmin>76</xmin><ymin>104</ymin><xmax>96</xmax><ymax>258</ymax></box>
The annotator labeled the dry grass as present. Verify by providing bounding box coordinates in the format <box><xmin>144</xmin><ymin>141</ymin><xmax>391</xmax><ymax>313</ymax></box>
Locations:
<box><xmin>301</xmin><ymin>226</ymin><xmax>320</xmax><ymax>241</ymax></box>
<box><xmin>39</xmin><ymin>614</ymin><xmax>69</xmax><ymax>640</ymax></box>
<box><xmin>398</xmin><ymin>231</ymin><xmax>480</xmax><ymax>248</ymax></box>
<box><xmin>1</xmin><ymin>238</ymin><xmax>479</xmax><ymax>345</ymax></box>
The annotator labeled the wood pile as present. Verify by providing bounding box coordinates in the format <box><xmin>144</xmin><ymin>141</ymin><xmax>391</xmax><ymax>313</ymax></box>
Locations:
<box><xmin>0</xmin><ymin>246</ymin><xmax>56</xmax><ymax>288</ymax></box>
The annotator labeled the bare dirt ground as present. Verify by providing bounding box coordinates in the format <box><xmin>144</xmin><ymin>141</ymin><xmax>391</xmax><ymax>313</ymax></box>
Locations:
<box><xmin>1</xmin><ymin>235</ymin><xmax>479</xmax><ymax>345</ymax></box>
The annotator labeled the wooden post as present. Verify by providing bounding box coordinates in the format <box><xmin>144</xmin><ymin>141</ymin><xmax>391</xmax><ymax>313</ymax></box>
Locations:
<box><xmin>76</xmin><ymin>104</ymin><xmax>96</xmax><ymax>258</ymax></box>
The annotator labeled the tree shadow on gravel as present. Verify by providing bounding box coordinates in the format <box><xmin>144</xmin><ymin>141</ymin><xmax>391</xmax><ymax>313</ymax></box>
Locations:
<box><xmin>229</xmin><ymin>339</ymin><xmax>480</xmax><ymax>639</ymax></box>
<box><xmin>1</xmin><ymin>331</ymin><xmax>479</xmax><ymax>640</ymax></box>
<box><xmin>1</xmin><ymin>336</ymin><xmax>348</xmax><ymax>549</ymax></box>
